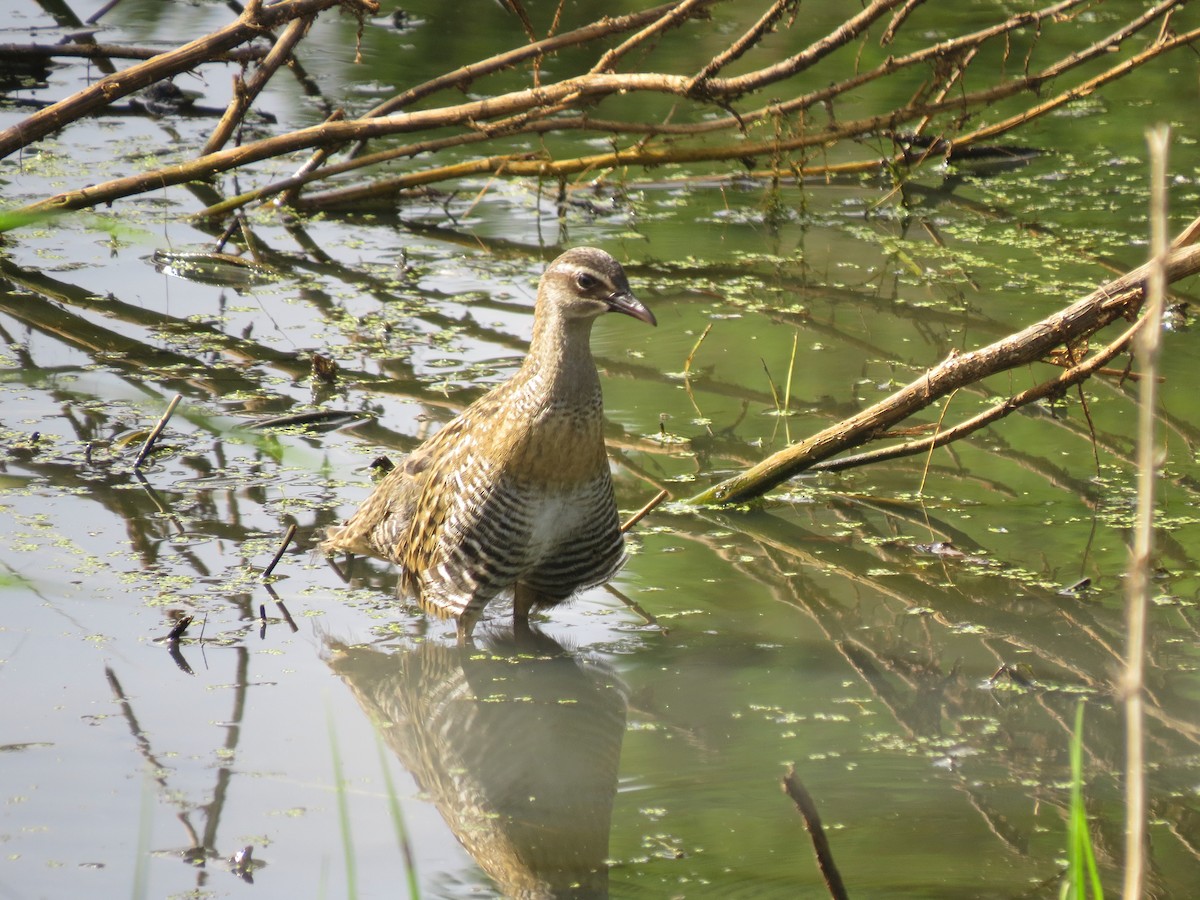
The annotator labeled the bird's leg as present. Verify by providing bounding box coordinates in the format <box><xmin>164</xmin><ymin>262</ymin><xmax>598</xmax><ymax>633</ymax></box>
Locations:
<box><xmin>456</xmin><ymin>605</ymin><xmax>482</xmax><ymax>644</ymax></box>
<box><xmin>514</xmin><ymin>582</ymin><xmax>538</xmax><ymax>627</ymax></box>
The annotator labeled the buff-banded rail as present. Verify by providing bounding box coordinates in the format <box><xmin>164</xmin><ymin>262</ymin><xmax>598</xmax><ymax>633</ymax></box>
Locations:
<box><xmin>322</xmin><ymin>247</ymin><xmax>655</xmax><ymax>637</ymax></box>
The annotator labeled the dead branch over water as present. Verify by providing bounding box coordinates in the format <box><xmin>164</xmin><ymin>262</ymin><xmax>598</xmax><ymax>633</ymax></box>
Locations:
<box><xmin>0</xmin><ymin>0</ymin><xmax>374</xmax><ymax>161</ymax></box>
<box><xmin>3</xmin><ymin>0</ymin><xmax>1195</xmax><ymax>218</ymax></box>
<box><xmin>5</xmin><ymin>0</ymin><xmax>1199</xmax><ymax>509</ymax></box>
<box><xmin>690</xmin><ymin>234</ymin><xmax>1200</xmax><ymax>505</ymax></box>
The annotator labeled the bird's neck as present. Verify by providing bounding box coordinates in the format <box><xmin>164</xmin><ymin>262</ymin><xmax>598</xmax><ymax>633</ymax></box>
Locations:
<box><xmin>522</xmin><ymin>313</ymin><xmax>600</xmax><ymax>403</ymax></box>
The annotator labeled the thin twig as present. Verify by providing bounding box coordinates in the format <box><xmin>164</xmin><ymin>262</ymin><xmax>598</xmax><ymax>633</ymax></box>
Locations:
<box><xmin>1122</xmin><ymin>123</ymin><xmax>1169</xmax><ymax>900</ymax></box>
<box><xmin>203</xmin><ymin>14</ymin><xmax>313</xmax><ymax>154</ymax></box>
<box><xmin>1169</xmin><ymin>209</ymin><xmax>1200</xmax><ymax>251</ymax></box>
<box><xmin>683</xmin><ymin>322</ymin><xmax>714</xmax><ymax>426</ymax></box>
<box><xmin>684</xmin><ymin>322</ymin><xmax>712</xmax><ymax>377</ymax></box>
<box><xmin>686</xmin><ymin>0</ymin><xmax>792</xmax><ymax>89</ymax></box>
<box><xmin>881</xmin><ymin>0</ymin><xmax>926</xmax><ymax>45</ymax></box>
<box><xmin>592</xmin><ymin>0</ymin><xmax>711</xmax><ymax>76</ymax></box>
<box><xmin>761</xmin><ymin>358</ymin><xmax>782</xmax><ymax>414</ymax></box>
<box><xmin>697</xmin><ymin>0</ymin><xmax>906</xmax><ymax>99</ymax></box>
<box><xmin>621</xmin><ymin>488</ymin><xmax>670</xmax><ymax>533</ymax></box>
<box><xmin>917</xmin><ymin>388</ymin><xmax>958</xmax><ymax>496</ymax></box>
<box><xmin>782</xmin><ymin>329</ymin><xmax>799</xmax><ymax>444</ymax></box>
<box><xmin>261</xmin><ymin>523</ymin><xmax>298</xmax><ymax>580</ymax></box>
<box><xmin>603</xmin><ymin>582</ymin><xmax>665</xmax><ymax>632</ymax></box>
<box><xmin>782</xmin><ymin>330</ymin><xmax>798</xmax><ymax>415</ymax></box>
<box><xmin>86</xmin><ymin>0</ymin><xmax>125</xmax><ymax>24</ymax></box>
<box><xmin>133</xmin><ymin>393</ymin><xmax>182</xmax><ymax>469</ymax></box>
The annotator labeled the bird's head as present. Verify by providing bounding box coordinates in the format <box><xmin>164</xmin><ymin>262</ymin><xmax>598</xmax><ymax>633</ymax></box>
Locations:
<box><xmin>540</xmin><ymin>247</ymin><xmax>656</xmax><ymax>326</ymax></box>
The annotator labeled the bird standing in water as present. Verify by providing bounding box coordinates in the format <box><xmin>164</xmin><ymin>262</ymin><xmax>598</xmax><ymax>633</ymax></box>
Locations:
<box><xmin>322</xmin><ymin>248</ymin><xmax>655</xmax><ymax>636</ymax></box>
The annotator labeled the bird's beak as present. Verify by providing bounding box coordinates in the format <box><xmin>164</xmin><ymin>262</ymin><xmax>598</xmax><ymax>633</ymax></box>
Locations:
<box><xmin>606</xmin><ymin>290</ymin><xmax>657</xmax><ymax>326</ymax></box>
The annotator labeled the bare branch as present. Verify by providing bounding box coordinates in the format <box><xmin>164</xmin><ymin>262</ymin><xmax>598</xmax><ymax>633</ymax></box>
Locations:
<box><xmin>202</xmin><ymin>14</ymin><xmax>313</xmax><ymax>155</ymax></box>
<box><xmin>8</xmin><ymin>0</ymin><xmax>1193</xmax><ymax>232</ymax></box>
<box><xmin>808</xmin><ymin>314</ymin><xmax>1151</xmax><ymax>475</ymax></box>
<box><xmin>692</xmin><ymin>0</ymin><xmax>908</xmax><ymax>99</ymax></box>
<box><xmin>591</xmin><ymin>0</ymin><xmax>714</xmax><ymax>75</ymax></box>
<box><xmin>685</xmin><ymin>0</ymin><xmax>795</xmax><ymax>89</ymax></box>
<box><xmin>0</xmin><ymin>0</ymin><xmax>379</xmax><ymax>160</ymax></box>
<box><xmin>0</xmin><ymin>42</ymin><xmax>267</xmax><ymax>63</ymax></box>
<box><xmin>688</xmin><ymin>242</ymin><xmax>1200</xmax><ymax>505</ymax></box>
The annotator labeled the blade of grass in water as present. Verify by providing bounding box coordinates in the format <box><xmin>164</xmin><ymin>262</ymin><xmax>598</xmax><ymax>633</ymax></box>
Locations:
<box><xmin>1065</xmin><ymin>701</ymin><xmax>1103</xmax><ymax>900</ymax></box>
<box><xmin>375</xmin><ymin>731</ymin><xmax>421</xmax><ymax>899</ymax></box>
<box><xmin>327</xmin><ymin>704</ymin><xmax>358</xmax><ymax>900</ymax></box>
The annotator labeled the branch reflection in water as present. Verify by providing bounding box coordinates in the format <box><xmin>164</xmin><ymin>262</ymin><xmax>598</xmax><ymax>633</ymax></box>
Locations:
<box><xmin>325</xmin><ymin>624</ymin><xmax>628</xmax><ymax>897</ymax></box>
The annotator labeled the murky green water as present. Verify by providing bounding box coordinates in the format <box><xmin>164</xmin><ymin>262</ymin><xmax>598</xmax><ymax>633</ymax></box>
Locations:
<box><xmin>3</xmin><ymin>2</ymin><xmax>1200</xmax><ymax>897</ymax></box>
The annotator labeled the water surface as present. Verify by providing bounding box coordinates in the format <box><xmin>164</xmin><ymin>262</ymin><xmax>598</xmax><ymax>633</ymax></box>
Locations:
<box><xmin>3</xmin><ymin>2</ymin><xmax>1200</xmax><ymax>897</ymax></box>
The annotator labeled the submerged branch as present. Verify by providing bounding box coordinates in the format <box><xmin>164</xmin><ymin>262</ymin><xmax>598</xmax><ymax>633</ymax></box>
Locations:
<box><xmin>782</xmin><ymin>766</ymin><xmax>850</xmax><ymax>900</ymax></box>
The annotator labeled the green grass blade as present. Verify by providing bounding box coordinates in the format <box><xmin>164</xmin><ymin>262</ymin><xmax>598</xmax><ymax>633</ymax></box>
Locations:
<box><xmin>375</xmin><ymin>731</ymin><xmax>421</xmax><ymax>899</ymax></box>
<box><xmin>327</xmin><ymin>703</ymin><xmax>358</xmax><ymax>899</ymax></box>
<box><xmin>1066</xmin><ymin>700</ymin><xmax>1104</xmax><ymax>900</ymax></box>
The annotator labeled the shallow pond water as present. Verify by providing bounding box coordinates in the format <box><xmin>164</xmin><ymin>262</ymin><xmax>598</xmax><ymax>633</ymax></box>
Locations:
<box><xmin>3</xmin><ymin>2</ymin><xmax>1200</xmax><ymax>898</ymax></box>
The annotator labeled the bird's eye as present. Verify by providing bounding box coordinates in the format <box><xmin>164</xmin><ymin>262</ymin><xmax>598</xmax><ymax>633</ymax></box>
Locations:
<box><xmin>574</xmin><ymin>272</ymin><xmax>599</xmax><ymax>291</ymax></box>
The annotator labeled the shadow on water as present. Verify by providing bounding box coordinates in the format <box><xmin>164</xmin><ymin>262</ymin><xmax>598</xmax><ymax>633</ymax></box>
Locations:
<box><xmin>325</xmin><ymin>625</ymin><xmax>627</xmax><ymax>898</ymax></box>
<box><xmin>105</xmin><ymin>646</ymin><xmax>264</xmax><ymax>887</ymax></box>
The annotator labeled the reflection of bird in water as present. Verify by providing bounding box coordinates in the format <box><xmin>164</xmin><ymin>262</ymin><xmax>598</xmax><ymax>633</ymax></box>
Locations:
<box><xmin>322</xmin><ymin>248</ymin><xmax>655</xmax><ymax>637</ymax></box>
<box><xmin>324</xmin><ymin>626</ymin><xmax>628</xmax><ymax>898</ymax></box>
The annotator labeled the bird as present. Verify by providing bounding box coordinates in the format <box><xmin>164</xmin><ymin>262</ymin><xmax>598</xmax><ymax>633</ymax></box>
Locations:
<box><xmin>322</xmin><ymin>247</ymin><xmax>655</xmax><ymax>636</ymax></box>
